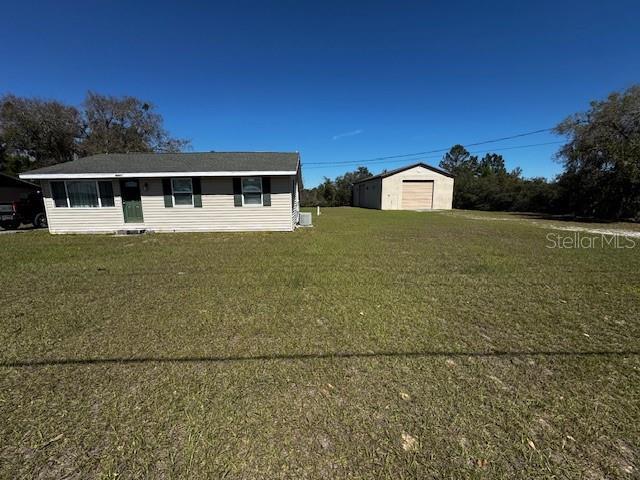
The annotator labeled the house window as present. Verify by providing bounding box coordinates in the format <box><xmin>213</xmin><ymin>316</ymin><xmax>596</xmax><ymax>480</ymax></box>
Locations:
<box><xmin>242</xmin><ymin>177</ymin><xmax>262</xmax><ymax>205</ymax></box>
<box><xmin>171</xmin><ymin>178</ymin><xmax>193</xmax><ymax>206</ymax></box>
<box><xmin>67</xmin><ymin>181</ymin><xmax>99</xmax><ymax>207</ymax></box>
<box><xmin>51</xmin><ymin>180</ymin><xmax>116</xmax><ymax>208</ymax></box>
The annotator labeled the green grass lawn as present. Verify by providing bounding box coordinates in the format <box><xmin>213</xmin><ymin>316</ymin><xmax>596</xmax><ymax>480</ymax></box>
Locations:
<box><xmin>1</xmin><ymin>208</ymin><xmax>638</xmax><ymax>479</ymax></box>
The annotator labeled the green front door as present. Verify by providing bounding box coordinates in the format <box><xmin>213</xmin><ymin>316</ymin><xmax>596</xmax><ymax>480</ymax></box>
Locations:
<box><xmin>120</xmin><ymin>180</ymin><xmax>144</xmax><ymax>223</ymax></box>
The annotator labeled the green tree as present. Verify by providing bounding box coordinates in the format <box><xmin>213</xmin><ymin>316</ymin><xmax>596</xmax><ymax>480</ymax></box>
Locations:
<box><xmin>0</xmin><ymin>92</ymin><xmax>191</xmax><ymax>175</ymax></box>
<box><xmin>439</xmin><ymin>144</ymin><xmax>478</xmax><ymax>176</ymax></box>
<box><xmin>301</xmin><ymin>166</ymin><xmax>372</xmax><ymax>207</ymax></box>
<box><xmin>80</xmin><ymin>91</ymin><xmax>190</xmax><ymax>155</ymax></box>
<box><xmin>334</xmin><ymin>166</ymin><xmax>372</xmax><ymax>205</ymax></box>
<box><xmin>439</xmin><ymin>145</ymin><xmax>561</xmax><ymax>213</ymax></box>
<box><xmin>478</xmin><ymin>153</ymin><xmax>507</xmax><ymax>176</ymax></box>
<box><xmin>554</xmin><ymin>85</ymin><xmax>640</xmax><ymax>219</ymax></box>
<box><xmin>317</xmin><ymin>178</ymin><xmax>337</xmax><ymax>206</ymax></box>
<box><xmin>0</xmin><ymin>94</ymin><xmax>82</xmax><ymax>173</ymax></box>
<box><xmin>440</xmin><ymin>145</ymin><xmax>480</xmax><ymax>208</ymax></box>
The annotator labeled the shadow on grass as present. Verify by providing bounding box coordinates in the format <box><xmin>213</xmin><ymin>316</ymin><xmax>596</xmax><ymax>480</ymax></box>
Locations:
<box><xmin>2</xmin><ymin>349</ymin><xmax>638</xmax><ymax>368</ymax></box>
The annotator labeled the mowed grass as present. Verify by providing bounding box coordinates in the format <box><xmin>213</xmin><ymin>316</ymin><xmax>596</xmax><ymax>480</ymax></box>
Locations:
<box><xmin>1</xmin><ymin>208</ymin><xmax>638</xmax><ymax>479</ymax></box>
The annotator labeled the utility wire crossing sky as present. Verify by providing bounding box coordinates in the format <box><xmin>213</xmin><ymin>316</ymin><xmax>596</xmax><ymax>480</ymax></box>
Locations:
<box><xmin>303</xmin><ymin>127</ymin><xmax>559</xmax><ymax>168</ymax></box>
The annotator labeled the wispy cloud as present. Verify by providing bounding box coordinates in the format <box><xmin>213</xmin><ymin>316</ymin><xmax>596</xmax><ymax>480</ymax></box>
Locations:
<box><xmin>332</xmin><ymin>129</ymin><xmax>363</xmax><ymax>140</ymax></box>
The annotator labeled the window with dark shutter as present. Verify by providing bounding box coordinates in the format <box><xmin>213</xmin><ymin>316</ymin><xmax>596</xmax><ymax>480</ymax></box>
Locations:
<box><xmin>262</xmin><ymin>177</ymin><xmax>271</xmax><ymax>206</ymax></box>
<box><xmin>232</xmin><ymin>178</ymin><xmax>242</xmax><ymax>207</ymax></box>
<box><xmin>98</xmin><ymin>181</ymin><xmax>115</xmax><ymax>207</ymax></box>
<box><xmin>192</xmin><ymin>177</ymin><xmax>202</xmax><ymax>207</ymax></box>
<box><xmin>162</xmin><ymin>178</ymin><xmax>173</xmax><ymax>207</ymax></box>
<box><xmin>51</xmin><ymin>181</ymin><xmax>68</xmax><ymax>207</ymax></box>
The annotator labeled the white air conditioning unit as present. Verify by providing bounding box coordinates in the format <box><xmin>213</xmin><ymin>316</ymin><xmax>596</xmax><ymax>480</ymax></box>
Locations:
<box><xmin>299</xmin><ymin>212</ymin><xmax>312</xmax><ymax>226</ymax></box>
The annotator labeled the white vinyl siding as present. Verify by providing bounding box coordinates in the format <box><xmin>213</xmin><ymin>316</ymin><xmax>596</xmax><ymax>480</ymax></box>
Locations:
<box><xmin>42</xmin><ymin>180</ymin><xmax>126</xmax><ymax>232</ymax></box>
<box><xmin>42</xmin><ymin>177</ymin><xmax>295</xmax><ymax>233</ymax></box>
<box><xmin>141</xmin><ymin>177</ymin><xmax>291</xmax><ymax>232</ymax></box>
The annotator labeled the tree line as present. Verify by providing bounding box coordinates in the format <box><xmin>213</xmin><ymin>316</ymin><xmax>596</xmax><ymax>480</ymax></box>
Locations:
<box><xmin>301</xmin><ymin>166</ymin><xmax>373</xmax><ymax>207</ymax></box>
<box><xmin>301</xmin><ymin>150</ymin><xmax>558</xmax><ymax>214</ymax></box>
<box><xmin>0</xmin><ymin>91</ymin><xmax>189</xmax><ymax>176</ymax></box>
<box><xmin>2</xmin><ymin>86</ymin><xmax>638</xmax><ymax>219</ymax></box>
<box><xmin>302</xmin><ymin>85</ymin><xmax>640</xmax><ymax>220</ymax></box>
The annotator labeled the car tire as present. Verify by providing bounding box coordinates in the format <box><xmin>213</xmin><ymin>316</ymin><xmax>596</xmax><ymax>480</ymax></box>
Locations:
<box><xmin>0</xmin><ymin>221</ymin><xmax>20</xmax><ymax>230</ymax></box>
<box><xmin>33</xmin><ymin>212</ymin><xmax>48</xmax><ymax>228</ymax></box>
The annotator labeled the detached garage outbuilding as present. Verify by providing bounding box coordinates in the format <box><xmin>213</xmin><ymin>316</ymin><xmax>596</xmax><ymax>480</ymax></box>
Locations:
<box><xmin>352</xmin><ymin>163</ymin><xmax>454</xmax><ymax>210</ymax></box>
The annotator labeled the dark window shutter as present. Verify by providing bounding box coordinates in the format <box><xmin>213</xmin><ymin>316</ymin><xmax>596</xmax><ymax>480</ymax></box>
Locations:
<box><xmin>51</xmin><ymin>181</ymin><xmax>68</xmax><ymax>207</ymax></box>
<box><xmin>192</xmin><ymin>177</ymin><xmax>202</xmax><ymax>207</ymax></box>
<box><xmin>162</xmin><ymin>178</ymin><xmax>173</xmax><ymax>207</ymax></box>
<box><xmin>233</xmin><ymin>178</ymin><xmax>242</xmax><ymax>207</ymax></box>
<box><xmin>98</xmin><ymin>181</ymin><xmax>115</xmax><ymax>207</ymax></box>
<box><xmin>262</xmin><ymin>177</ymin><xmax>271</xmax><ymax>206</ymax></box>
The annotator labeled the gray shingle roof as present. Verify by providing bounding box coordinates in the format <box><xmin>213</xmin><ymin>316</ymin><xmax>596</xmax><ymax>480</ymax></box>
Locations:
<box><xmin>21</xmin><ymin>152</ymin><xmax>300</xmax><ymax>176</ymax></box>
<box><xmin>352</xmin><ymin>162</ymin><xmax>453</xmax><ymax>184</ymax></box>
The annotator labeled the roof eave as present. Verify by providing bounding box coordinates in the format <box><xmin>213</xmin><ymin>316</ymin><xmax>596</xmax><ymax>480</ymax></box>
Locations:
<box><xmin>352</xmin><ymin>162</ymin><xmax>454</xmax><ymax>184</ymax></box>
<box><xmin>20</xmin><ymin>170</ymin><xmax>298</xmax><ymax>180</ymax></box>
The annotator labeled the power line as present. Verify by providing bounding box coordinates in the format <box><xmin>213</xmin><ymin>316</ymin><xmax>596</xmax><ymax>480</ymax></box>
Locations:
<box><xmin>303</xmin><ymin>141</ymin><xmax>562</xmax><ymax>169</ymax></box>
<box><xmin>303</xmin><ymin>127</ymin><xmax>554</xmax><ymax>167</ymax></box>
<box><xmin>302</xmin><ymin>141</ymin><xmax>563</xmax><ymax>170</ymax></box>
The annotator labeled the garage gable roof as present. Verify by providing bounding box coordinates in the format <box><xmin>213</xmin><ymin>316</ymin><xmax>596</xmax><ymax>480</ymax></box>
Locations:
<box><xmin>20</xmin><ymin>152</ymin><xmax>300</xmax><ymax>179</ymax></box>
<box><xmin>352</xmin><ymin>162</ymin><xmax>454</xmax><ymax>184</ymax></box>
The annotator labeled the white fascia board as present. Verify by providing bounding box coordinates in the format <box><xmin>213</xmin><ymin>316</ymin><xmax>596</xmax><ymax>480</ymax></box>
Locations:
<box><xmin>20</xmin><ymin>171</ymin><xmax>297</xmax><ymax>180</ymax></box>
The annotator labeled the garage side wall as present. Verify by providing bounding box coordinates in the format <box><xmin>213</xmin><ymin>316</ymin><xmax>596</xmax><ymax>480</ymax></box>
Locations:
<box><xmin>381</xmin><ymin>166</ymin><xmax>454</xmax><ymax>210</ymax></box>
<box><xmin>353</xmin><ymin>178</ymin><xmax>382</xmax><ymax>209</ymax></box>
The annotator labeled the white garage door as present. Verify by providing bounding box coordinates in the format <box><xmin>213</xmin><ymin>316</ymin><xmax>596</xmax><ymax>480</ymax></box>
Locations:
<box><xmin>402</xmin><ymin>180</ymin><xmax>433</xmax><ymax>209</ymax></box>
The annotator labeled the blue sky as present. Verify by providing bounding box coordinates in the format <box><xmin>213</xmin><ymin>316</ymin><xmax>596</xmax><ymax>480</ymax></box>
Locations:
<box><xmin>1</xmin><ymin>0</ymin><xmax>639</xmax><ymax>187</ymax></box>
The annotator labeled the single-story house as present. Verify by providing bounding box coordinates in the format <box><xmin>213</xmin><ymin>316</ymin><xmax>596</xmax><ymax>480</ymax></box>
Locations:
<box><xmin>19</xmin><ymin>152</ymin><xmax>302</xmax><ymax>234</ymax></box>
<box><xmin>352</xmin><ymin>163</ymin><xmax>454</xmax><ymax>210</ymax></box>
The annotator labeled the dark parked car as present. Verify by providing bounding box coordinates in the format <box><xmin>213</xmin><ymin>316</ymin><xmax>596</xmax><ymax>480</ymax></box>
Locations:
<box><xmin>0</xmin><ymin>173</ymin><xmax>46</xmax><ymax>229</ymax></box>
